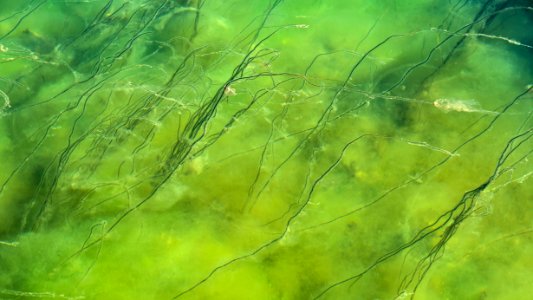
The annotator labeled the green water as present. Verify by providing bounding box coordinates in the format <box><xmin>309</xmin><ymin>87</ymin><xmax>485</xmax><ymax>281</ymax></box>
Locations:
<box><xmin>0</xmin><ymin>0</ymin><xmax>532</xmax><ymax>299</ymax></box>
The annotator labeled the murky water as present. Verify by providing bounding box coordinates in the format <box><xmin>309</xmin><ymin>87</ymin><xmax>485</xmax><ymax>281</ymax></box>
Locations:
<box><xmin>0</xmin><ymin>1</ymin><xmax>532</xmax><ymax>299</ymax></box>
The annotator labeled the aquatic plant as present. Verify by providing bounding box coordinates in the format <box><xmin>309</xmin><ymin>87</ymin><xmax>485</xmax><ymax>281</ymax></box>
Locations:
<box><xmin>0</xmin><ymin>0</ymin><xmax>531</xmax><ymax>299</ymax></box>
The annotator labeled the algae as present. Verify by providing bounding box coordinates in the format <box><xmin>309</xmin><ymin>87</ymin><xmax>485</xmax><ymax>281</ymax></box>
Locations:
<box><xmin>0</xmin><ymin>0</ymin><xmax>532</xmax><ymax>299</ymax></box>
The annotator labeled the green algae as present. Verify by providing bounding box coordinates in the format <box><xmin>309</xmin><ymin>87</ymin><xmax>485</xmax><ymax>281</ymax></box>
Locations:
<box><xmin>0</xmin><ymin>0</ymin><xmax>532</xmax><ymax>299</ymax></box>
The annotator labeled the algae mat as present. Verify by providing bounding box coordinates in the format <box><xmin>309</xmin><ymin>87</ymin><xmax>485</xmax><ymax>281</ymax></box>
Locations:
<box><xmin>0</xmin><ymin>0</ymin><xmax>532</xmax><ymax>299</ymax></box>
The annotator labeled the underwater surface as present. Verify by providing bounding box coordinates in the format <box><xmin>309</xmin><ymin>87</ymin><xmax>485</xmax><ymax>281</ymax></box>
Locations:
<box><xmin>0</xmin><ymin>0</ymin><xmax>532</xmax><ymax>299</ymax></box>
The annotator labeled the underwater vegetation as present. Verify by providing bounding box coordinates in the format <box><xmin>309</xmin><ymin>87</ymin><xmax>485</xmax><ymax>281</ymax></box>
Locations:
<box><xmin>0</xmin><ymin>0</ymin><xmax>532</xmax><ymax>299</ymax></box>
